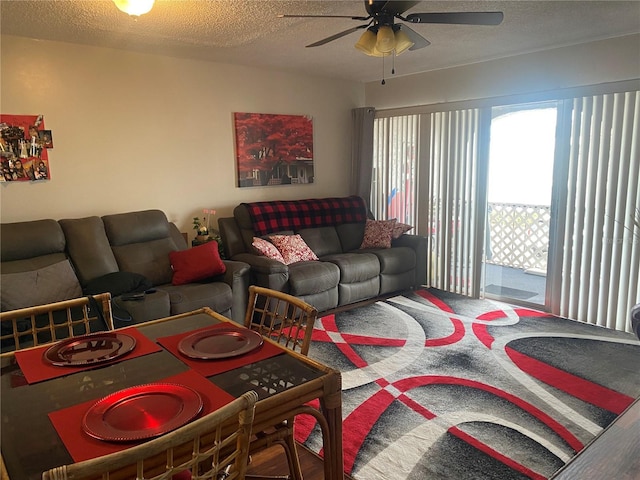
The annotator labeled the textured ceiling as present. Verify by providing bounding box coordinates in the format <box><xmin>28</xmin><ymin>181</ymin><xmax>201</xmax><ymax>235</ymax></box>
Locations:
<box><xmin>2</xmin><ymin>1</ymin><xmax>639</xmax><ymax>83</ymax></box>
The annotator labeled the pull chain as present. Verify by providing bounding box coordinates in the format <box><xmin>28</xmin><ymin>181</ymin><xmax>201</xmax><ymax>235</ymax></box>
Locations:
<box><xmin>381</xmin><ymin>55</ymin><xmax>386</xmax><ymax>85</ymax></box>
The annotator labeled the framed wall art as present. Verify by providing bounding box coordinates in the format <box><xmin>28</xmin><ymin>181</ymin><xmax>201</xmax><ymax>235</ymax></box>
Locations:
<box><xmin>233</xmin><ymin>112</ymin><xmax>314</xmax><ymax>188</ymax></box>
<box><xmin>0</xmin><ymin>114</ymin><xmax>53</xmax><ymax>182</ymax></box>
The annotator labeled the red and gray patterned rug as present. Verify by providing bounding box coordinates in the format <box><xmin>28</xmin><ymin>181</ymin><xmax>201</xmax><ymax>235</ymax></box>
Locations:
<box><xmin>295</xmin><ymin>288</ymin><xmax>640</xmax><ymax>479</ymax></box>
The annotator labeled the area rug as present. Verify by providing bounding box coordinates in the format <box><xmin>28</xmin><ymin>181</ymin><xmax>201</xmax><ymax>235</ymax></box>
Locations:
<box><xmin>295</xmin><ymin>288</ymin><xmax>640</xmax><ymax>480</ymax></box>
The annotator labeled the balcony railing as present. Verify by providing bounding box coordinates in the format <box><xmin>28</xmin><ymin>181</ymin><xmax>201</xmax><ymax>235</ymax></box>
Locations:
<box><xmin>487</xmin><ymin>202</ymin><xmax>550</xmax><ymax>272</ymax></box>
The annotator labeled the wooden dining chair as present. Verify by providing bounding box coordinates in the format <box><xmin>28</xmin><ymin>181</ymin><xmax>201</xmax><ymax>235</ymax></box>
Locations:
<box><xmin>243</xmin><ymin>286</ymin><xmax>326</xmax><ymax>480</ymax></box>
<box><xmin>244</xmin><ymin>285</ymin><xmax>318</xmax><ymax>356</ymax></box>
<box><xmin>0</xmin><ymin>293</ymin><xmax>114</xmax><ymax>355</ymax></box>
<box><xmin>42</xmin><ymin>390</ymin><xmax>258</xmax><ymax>480</ymax></box>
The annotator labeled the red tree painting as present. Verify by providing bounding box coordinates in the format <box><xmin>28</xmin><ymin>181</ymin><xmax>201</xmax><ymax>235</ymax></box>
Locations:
<box><xmin>234</xmin><ymin>112</ymin><xmax>314</xmax><ymax>188</ymax></box>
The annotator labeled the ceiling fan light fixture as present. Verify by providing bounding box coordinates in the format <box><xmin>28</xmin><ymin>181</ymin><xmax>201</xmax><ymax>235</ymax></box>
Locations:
<box><xmin>113</xmin><ymin>0</ymin><xmax>155</xmax><ymax>16</ymax></box>
<box><xmin>370</xmin><ymin>45</ymin><xmax>393</xmax><ymax>58</ymax></box>
<box><xmin>394</xmin><ymin>29</ymin><xmax>414</xmax><ymax>55</ymax></box>
<box><xmin>375</xmin><ymin>25</ymin><xmax>395</xmax><ymax>53</ymax></box>
<box><xmin>354</xmin><ymin>29</ymin><xmax>377</xmax><ymax>55</ymax></box>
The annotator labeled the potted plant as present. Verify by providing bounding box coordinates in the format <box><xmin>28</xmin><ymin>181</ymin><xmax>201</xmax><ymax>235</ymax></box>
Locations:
<box><xmin>193</xmin><ymin>216</ymin><xmax>209</xmax><ymax>242</ymax></box>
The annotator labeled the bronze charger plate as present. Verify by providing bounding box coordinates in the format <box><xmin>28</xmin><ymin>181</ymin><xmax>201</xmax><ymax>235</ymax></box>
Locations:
<box><xmin>43</xmin><ymin>332</ymin><xmax>136</xmax><ymax>367</ymax></box>
<box><xmin>178</xmin><ymin>327</ymin><xmax>264</xmax><ymax>360</ymax></box>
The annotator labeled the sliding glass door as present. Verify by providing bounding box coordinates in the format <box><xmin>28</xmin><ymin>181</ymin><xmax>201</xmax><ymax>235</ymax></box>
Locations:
<box><xmin>482</xmin><ymin>103</ymin><xmax>558</xmax><ymax>306</ymax></box>
<box><xmin>372</xmin><ymin>83</ymin><xmax>639</xmax><ymax>332</ymax></box>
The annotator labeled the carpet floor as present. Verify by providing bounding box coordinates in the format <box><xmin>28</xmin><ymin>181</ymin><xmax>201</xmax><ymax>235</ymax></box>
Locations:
<box><xmin>295</xmin><ymin>288</ymin><xmax>640</xmax><ymax>480</ymax></box>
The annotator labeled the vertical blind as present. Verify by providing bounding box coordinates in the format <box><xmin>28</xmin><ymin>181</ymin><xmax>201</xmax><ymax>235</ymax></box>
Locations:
<box><xmin>373</xmin><ymin>85</ymin><xmax>639</xmax><ymax>333</ymax></box>
<box><xmin>426</xmin><ymin>108</ymin><xmax>488</xmax><ymax>297</ymax></box>
<box><xmin>553</xmin><ymin>91</ymin><xmax>640</xmax><ymax>332</ymax></box>
<box><xmin>371</xmin><ymin>115</ymin><xmax>419</xmax><ymax>226</ymax></box>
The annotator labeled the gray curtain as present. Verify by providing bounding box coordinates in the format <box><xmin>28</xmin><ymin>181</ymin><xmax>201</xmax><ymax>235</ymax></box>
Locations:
<box><xmin>350</xmin><ymin>107</ymin><xmax>375</xmax><ymax>208</ymax></box>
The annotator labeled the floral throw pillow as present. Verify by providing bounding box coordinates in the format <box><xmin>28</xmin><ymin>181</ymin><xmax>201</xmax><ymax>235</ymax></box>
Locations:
<box><xmin>391</xmin><ymin>221</ymin><xmax>413</xmax><ymax>239</ymax></box>
<box><xmin>360</xmin><ymin>219</ymin><xmax>396</xmax><ymax>249</ymax></box>
<box><xmin>252</xmin><ymin>237</ymin><xmax>285</xmax><ymax>263</ymax></box>
<box><xmin>269</xmin><ymin>234</ymin><xmax>319</xmax><ymax>265</ymax></box>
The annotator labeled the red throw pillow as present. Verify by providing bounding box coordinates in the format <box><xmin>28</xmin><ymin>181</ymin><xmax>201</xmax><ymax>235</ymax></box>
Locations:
<box><xmin>169</xmin><ymin>241</ymin><xmax>226</xmax><ymax>285</ymax></box>
<box><xmin>391</xmin><ymin>221</ymin><xmax>413</xmax><ymax>239</ymax></box>
<box><xmin>360</xmin><ymin>219</ymin><xmax>396</xmax><ymax>249</ymax></box>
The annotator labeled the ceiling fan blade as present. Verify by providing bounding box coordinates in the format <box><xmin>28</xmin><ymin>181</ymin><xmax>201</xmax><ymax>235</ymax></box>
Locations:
<box><xmin>306</xmin><ymin>25</ymin><xmax>368</xmax><ymax>48</ymax></box>
<box><xmin>278</xmin><ymin>14</ymin><xmax>370</xmax><ymax>21</ymax></box>
<box><xmin>398</xmin><ymin>24</ymin><xmax>431</xmax><ymax>50</ymax></box>
<box><xmin>383</xmin><ymin>1</ymin><xmax>421</xmax><ymax>16</ymax></box>
<box><xmin>367</xmin><ymin>1</ymin><xmax>420</xmax><ymax>16</ymax></box>
<box><xmin>405</xmin><ymin>11</ymin><xmax>504</xmax><ymax>25</ymax></box>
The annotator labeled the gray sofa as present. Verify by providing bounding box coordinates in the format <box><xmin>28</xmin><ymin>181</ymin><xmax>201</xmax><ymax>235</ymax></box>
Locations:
<box><xmin>219</xmin><ymin>196</ymin><xmax>427</xmax><ymax>313</ymax></box>
<box><xmin>1</xmin><ymin>210</ymin><xmax>250</xmax><ymax>326</ymax></box>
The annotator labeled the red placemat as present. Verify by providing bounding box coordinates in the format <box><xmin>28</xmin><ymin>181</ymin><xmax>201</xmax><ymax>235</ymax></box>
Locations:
<box><xmin>15</xmin><ymin>327</ymin><xmax>162</xmax><ymax>384</ymax></box>
<box><xmin>157</xmin><ymin>323</ymin><xmax>283</xmax><ymax>377</ymax></box>
<box><xmin>48</xmin><ymin>369</ymin><xmax>235</xmax><ymax>462</ymax></box>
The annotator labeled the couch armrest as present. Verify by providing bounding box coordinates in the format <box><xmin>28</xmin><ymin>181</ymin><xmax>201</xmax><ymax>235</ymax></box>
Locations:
<box><xmin>232</xmin><ymin>253</ymin><xmax>288</xmax><ymax>274</ymax></box>
<box><xmin>219</xmin><ymin>260</ymin><xmax>251</xmax><ymax>324</ymax></box>
<box><xmin>631</xmin><ymin>302</ymin><xmax>640</xmax><ymax>340</ymax></box>
<box><xmin>392</xmin><ymin>234</ymin><xmax>428</xmax><ymax>287</ymax></box>
<box><xmin>231</xmin><ymin>253</ymin><xmax>289</xmax><ymax>292</ymax></box>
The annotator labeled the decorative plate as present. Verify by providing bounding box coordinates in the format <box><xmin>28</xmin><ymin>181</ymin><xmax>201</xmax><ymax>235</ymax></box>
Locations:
<box><xmin>43</xmin><ymin>332</ymin><xmax>136</xmax><ymax>367</ymax></box>
<box><xmin>82</xmin><ymin>383</ymin><xmax>203</xmax><ymax>442</ymax></box>
<box><xmin>178</xmin><ymin>327</ymin><xmax>264</xmax><ymax>360</ymax></box>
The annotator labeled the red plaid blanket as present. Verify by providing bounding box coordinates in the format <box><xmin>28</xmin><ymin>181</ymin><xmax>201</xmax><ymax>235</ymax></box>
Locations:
<box><xmin>242</xmin><ymin>196</ymin><xmax>368</xmax><ymax>236</ymax></box>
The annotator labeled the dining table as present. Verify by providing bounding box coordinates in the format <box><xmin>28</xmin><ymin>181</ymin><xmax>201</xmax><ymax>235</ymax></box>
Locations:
<box><xmin>0</xmin><ymin>307</ymin><xmax>344</xmax><ymax>480</ymax></box>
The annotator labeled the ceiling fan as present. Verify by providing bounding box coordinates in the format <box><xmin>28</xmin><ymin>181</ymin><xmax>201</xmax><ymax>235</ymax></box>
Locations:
<box><xmin>278</xmin><ymin>0</ymin><xmax>504</xmax><ymax>58</ymax></box>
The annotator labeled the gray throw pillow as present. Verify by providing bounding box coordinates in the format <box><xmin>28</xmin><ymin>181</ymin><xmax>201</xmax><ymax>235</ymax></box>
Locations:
<box><xmin>1</xmin><ymin>259</ymin><xmax>82</xmax><ymax>311</ymax></box>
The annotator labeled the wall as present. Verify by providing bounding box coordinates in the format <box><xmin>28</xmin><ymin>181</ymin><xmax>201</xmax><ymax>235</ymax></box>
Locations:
<box><xmin>3</xmin><ymin>33</ymin><xmax>639</xmax><ymax>233</ymax></box>
<box><xmin>365</xmin><ymin>34</ymin><xmax>640</xmax><ymax>109</ymax></box>
<box><xmin>0</xmin><ymin>35</ymin><xmax>364</xmax><ymax>236</ymax></box>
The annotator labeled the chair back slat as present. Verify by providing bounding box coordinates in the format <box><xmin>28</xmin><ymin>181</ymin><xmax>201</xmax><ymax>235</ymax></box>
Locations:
<box><xmin>0</xmin><ymin>293</ymin><xmax>113</xmax><ymax>355</ymax></box>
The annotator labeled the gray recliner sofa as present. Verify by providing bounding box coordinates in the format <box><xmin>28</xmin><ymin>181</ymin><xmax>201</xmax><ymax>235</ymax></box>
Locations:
<box><xmin>1</xmin><ymin>210</ymin><xmax>250</xmax><ymax>325</ymax></box>
<box><xmin>219</xmin><ymin>196</ymin><xmax>427</xmax><ymax>313</ymax></box>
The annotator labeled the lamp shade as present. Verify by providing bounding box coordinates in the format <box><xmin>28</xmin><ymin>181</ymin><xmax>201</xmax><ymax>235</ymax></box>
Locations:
<box><xmin>375</xmin><ymin>26</ymin><xmax>395</xmax><ymax>53</ymax></box>
<box><xmin>113</xmin><ymin>0</ymin><xmax>155</xmax><ymax>16</ymax></box>
<box><xmin>370</xmin><ymin>45</ymin><xmax>393</xmax><ymax>58</ymax></box>
<box><xmin>354</xmin><ymin>29</ymin><xmax>377</xmax><ymax>56</ymax></box>
<box><xmin>394</xmin><ymin>28</ymin><xmax>414</xmax><ymax>55</ymax></box>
